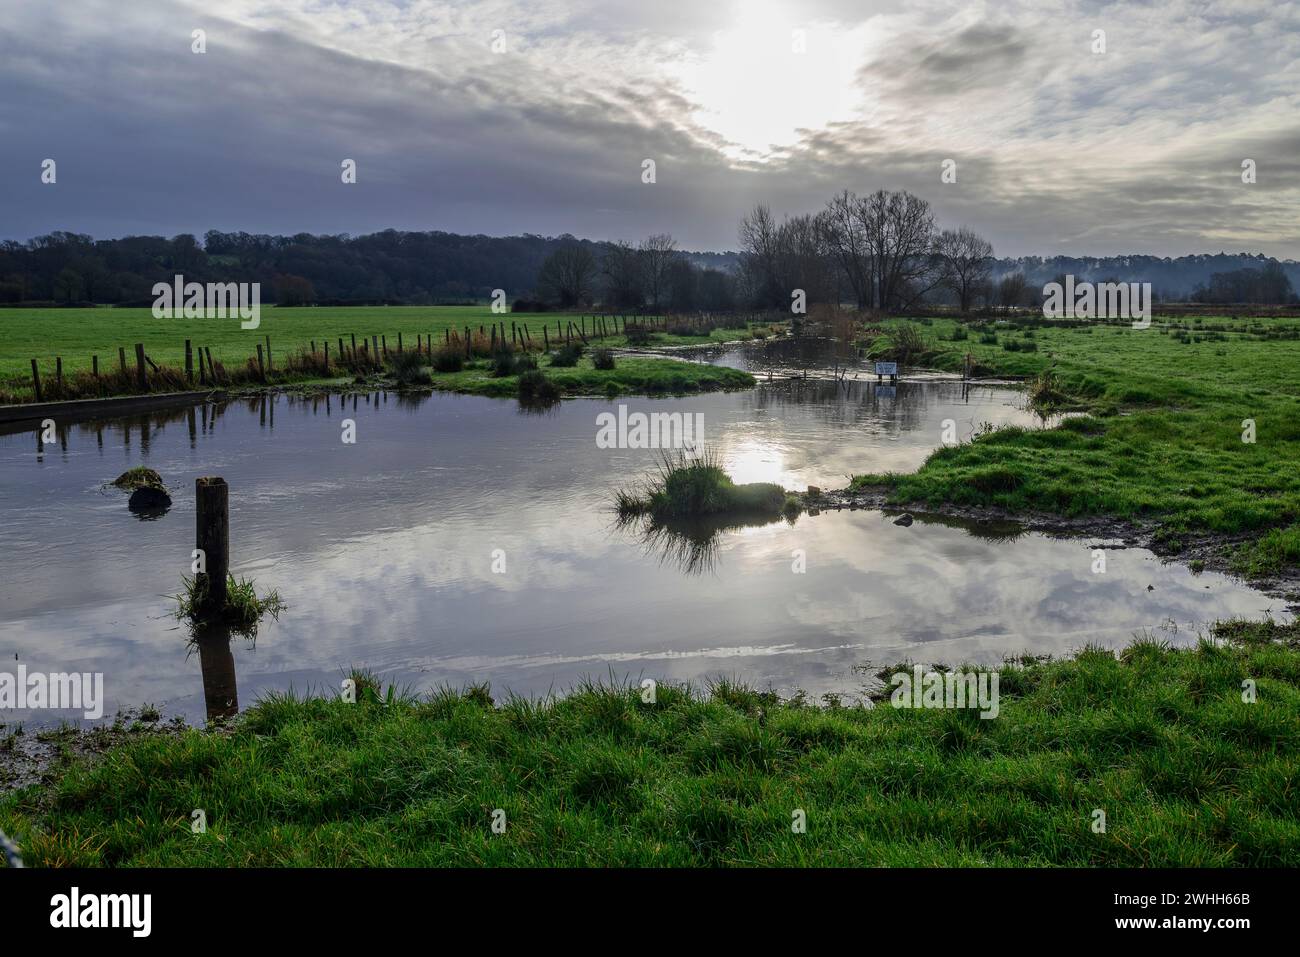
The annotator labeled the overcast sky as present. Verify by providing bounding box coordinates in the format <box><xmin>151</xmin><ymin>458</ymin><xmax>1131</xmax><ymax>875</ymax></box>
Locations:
<box><xmin>1</xmin><ymin>0</ymin><xmax>1297</xmax><ymax>257</ymax></box>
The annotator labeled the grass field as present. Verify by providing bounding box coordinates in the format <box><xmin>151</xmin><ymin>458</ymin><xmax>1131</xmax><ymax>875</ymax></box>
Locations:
<box><xmin>3</xmin><ymin>619</ymin><xmax>1296</xmax><ymax>866</ymax></box>
<box><xmin>0</xmin><ymin>306</ymin><xmax>765</xmax><ymax>401</ymax></box>
<box><xmin>855</xmin><ymin>314</ymin><xmax>1300</xmax><ymax>577</ymax></box>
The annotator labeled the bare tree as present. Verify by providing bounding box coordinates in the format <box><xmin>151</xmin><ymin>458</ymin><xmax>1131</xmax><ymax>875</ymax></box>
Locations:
<box><xmin>865</xmin><ymin>190</ymin><xmax>937</xmax><ymax>311</ymax></box>
<box><xmin>934</xmin><ymin>227</ymin><xmax>994</xmax><ymax>313</ymax></box>
<box><xmin>776</xmin><ymin>213</ymin><xmax>837</xmax><ymax>308</ymax></box>
<box><xmin>638</xmin><ymin>233</ymin><xmax>679</xmax><ymax>311</ymax></box>
<box><xmin>536</xmin><ymin>244</ymin><xmax>597</xmax><ymax>307</ymax></box>
<box><xmin>815</xmin><ymin>191</ymin><xmax>873</xmax><ymax>309</ymax></box>
<box><xmin>738</xmin><ymin>204</ymin><xmax>782</xmax><ymax>308</ymax></box>
<box><xmin>601</xmin><ymin>240</ymin><xmax>646</xmax><ymax>309</ymax></box>
<box><xmin>998</xmin><ymin>271</ymin><xmax>1027</xmax><ymax>311</ymax></box>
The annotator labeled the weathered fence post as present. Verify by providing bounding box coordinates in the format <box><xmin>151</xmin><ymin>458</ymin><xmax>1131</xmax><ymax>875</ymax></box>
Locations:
<box><xmin>135</xmin><ymin>343</ymin><xmax>148</xmax><ymax>391</ymax></box>
<box><xmin>256</xmin><ymin>344</ymin><xmax>266</xmax><ymax>381</ymax></box>
<box><xmin>119</xmin><ymin>347</ymin><xmax>127</xmax><ymax>375</ymax></box>
<box><xmin>195</xmin><ymin>477</ymin><xmax>229</xmax><ymax>614</ymax></box>
<box><xmin>185</xmin><ymin>340</ymin><xmax>194</xmax><ymax>384</ymax></box>
<box><xmin>55</xmin><ymin>357</ymin><xmax>63</xmax><ymax>394</ymax></box>
<box><xmin>30</xmin><ymin>360</ymin><xmax>42</xmax><ymax>402</ymax></box>
<box><xmin>265</xmin><ymin>335</ymin><xmax>273</xmax><ymax>372</ymax></box>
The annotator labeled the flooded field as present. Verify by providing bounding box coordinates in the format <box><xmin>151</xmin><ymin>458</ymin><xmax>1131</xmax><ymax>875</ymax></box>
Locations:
<box><xmin>0</xmin><ymin>342</ymin><xmax>1283</xmax><ymax>725</ymax></box>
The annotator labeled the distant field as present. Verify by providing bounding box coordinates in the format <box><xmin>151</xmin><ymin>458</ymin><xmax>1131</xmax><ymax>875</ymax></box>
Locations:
<box><xmin>0</xmin><ymin>306</ymin><xmax>761</xmax><ymax>399</ymax></box>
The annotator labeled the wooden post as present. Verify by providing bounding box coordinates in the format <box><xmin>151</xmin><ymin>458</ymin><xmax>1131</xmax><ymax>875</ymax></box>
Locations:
<box><xmin>55</xmin><ymin>357</ymin><xmax>63</xmax><ymax>394</ymax></box>
<box><xmin>30</xmin><ymin>359</ymin><xmax>42</xmax><ymax>402</ymax></box>
<box><xmin>206</xmin><ymin>348</ymin><xmax>216</xmax><ymax>384</ymax></box>
<box><xmin>491</xmin><ymin>326</ymin><xmax>497</xmax><ymax>350</ymax></box>
<box><xmin>92</xmin><ymin>354</ymin><xmax>100</xmax><ymax>384</ymax></box>
<box><xmin>324</xmin><ymin>340</ymin><xmax>330</xmax><ymax>372</ymax></box>
<box><xmin>119</xmin><ymin>347</ymin><xmax>128</xmax><ymax>375</ymax></box>
<box><xmin>351</xmin><ymin>334</ymin><xmax>358</xmax><ymax>361</ymax></box>
<box><xmin>198</xmin><ymin>348</ymin><xmax>207</xmax><ymax>386</ymax></box>
<box><xmin>382</xmin><ymin>335</ymin><xmax>388</xmax><ymax>358</ymax></box>
<box><xmin>135</xmin><ymin>343</ymin><xmax>148</xmax><ymax>391</ymax></box>
<box><xmin>464</xmin><ymin>326</ymin><xmax>471</xmax><ymax>358</ymax></box>
<box><xmin>195</xmin><ymin>477</ymin><xmax>229</xmax><ymax>614</ymax></box>
<box><xmin>445</xmin><ymin>328</ymin><xmax>451</xmax><ymax>346</ymax></box>
<box><xmin>185</xmin><ymin>340</ymin><xmax>194</xmax><ymax>384</ymax></box>
<box><xmin>256</xmin><ymin>343</ymin><xmax>266</xmax><ymax>381</ymax></box>
<box><xmin>543</xmin><ymin>326</ymin><xmax>549</xmax><ymax>350</ymax></box>
<box><xmin>264</xmin><ymin>335</ymin><xmax>273</xmax><ymax>372</ymax></box>
<box><xmin>398</xmin><ymin>332</ymin><xmax>403</xmax><ymax>353</ymax></box>
<box><xmin>371</xmin><ymin>336</ymin><xmax>379</xmax><ymax>366</ymax></box>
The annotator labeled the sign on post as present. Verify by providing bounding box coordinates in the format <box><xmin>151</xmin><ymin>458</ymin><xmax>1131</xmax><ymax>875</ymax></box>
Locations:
<box><xmin>874</xmin><ymin>361</ymin><xmax>898</xmax><ymax>379</ymax></box>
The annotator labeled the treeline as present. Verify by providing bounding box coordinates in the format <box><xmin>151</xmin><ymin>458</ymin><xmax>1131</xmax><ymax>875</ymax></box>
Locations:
<box><xmin>0</xmin><ymin>225</ymin><xmax>1295</xmax><ymax>310</ymax></box>
<box><xmin>0</xmin><ymin>229</ymin><xmax>737</xmax><ymax>308</ymax></box>
<box><xmin>732</xmin><ymin>190</ymin><xmax>1299</xmax><ymax>312</ymax></box>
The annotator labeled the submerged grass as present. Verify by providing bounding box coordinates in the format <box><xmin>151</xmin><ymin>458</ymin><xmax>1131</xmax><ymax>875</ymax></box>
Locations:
<box><xmin>851</xmin><ymin>315</ymin><xmax>1300</xmax><ymax>576</ymax></box>
<box><xmin>2</xmin><ymin>622</ymin><xmax>1296</xmax><ymax>866</ymax></box>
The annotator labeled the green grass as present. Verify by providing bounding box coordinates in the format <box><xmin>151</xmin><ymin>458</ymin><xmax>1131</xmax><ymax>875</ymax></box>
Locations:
<box><xmin>430</xmin><ymin>355</ymin><xmax>753</xmax><ymax>399</ymax></box>
<box><xmin>2</xmin><ymin>622</ymin><xmax>1296</xmax><ymax>866</ymax></box>
<box><xmin>0</xmin><ymin>306</ymin><xmax>765</xmax><ymax>401</ymax></box>
<box><xmin>617</xmin><ymin>449</ymin><xmax>792</xmax><ymax>520</ymax></box>
<box><xmin>852</xmin><ymin>315</ymin><xmax>1300</xmax><ymax>574</ymax></box>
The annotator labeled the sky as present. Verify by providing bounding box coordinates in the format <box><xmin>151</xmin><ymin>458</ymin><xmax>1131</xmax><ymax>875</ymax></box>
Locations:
<box><xmin>1</xmin><ymin>0</ymin><xmax>1297</xmax><ymax>257</ymax></box>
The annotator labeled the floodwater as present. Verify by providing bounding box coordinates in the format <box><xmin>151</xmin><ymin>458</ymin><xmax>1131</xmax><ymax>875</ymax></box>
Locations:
<box><xmin>0</xmin><ymin>340</ymin><xmax>1284</xmax><ymax>725</ymax></box>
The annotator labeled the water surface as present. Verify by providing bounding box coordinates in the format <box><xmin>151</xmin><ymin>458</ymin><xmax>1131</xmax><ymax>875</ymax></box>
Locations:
<box><xmin>0</xmin><ymin>343</ymin><xmax>1281</xmax><ymax>724</ymax></box>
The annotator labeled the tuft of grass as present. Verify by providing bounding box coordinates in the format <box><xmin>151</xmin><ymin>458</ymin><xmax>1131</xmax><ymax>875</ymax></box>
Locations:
<box><xmin>173</xmin><ymin>573</ymin><xmax>286</xmax><ymax>636</ymax></box>
<box><xmin>517</xmin><ymin>369</ymin><xmax>562</xmax><ymax>403</ymax></box>
<box><xmin>592</xmin><ymin>348</ymin><xmax>616</xmax><ymax>370</ymax></box>
<box><xmin>618</xmin><ymin>449</ymin><xmax>790</xmax><ymax>521</ymax></box>
<box><xmin>388</xmin><ymin>349</ymin><xmax>432</xmax><ymax>386</ymax></box>
<box><xmin>548</xmin><ymin>342</ymin><xmax>584</xmax><ymax>368</ymax></box>
<box><xmin>110</xmin><ymin>467</ymin><xmax>163</xmax><ymax>490</ymax></box>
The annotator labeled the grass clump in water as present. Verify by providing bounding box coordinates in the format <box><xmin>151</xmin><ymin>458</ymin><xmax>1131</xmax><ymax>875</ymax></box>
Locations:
<box><xmin>618</xmin><ymin>449</ymin><xmax>790</xmax><ymax>521</ymax></box>
<box><xmin>110</xmin><ymin>467</ymin><xmax>164</xmax><ymax>491</ymax></box>
<box><xmin>173</xmin><ymin>573</ymin><xmax>286</xmax><ymax>637</ymax></box>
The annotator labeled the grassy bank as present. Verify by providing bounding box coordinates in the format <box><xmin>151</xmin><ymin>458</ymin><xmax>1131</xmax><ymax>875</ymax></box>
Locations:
<box><xmin>852</xmin><ymin>315</ymin><xmax>1300</xmax><ymax>576</ymax></box>
<box><xmin>0</xmin><ymin>306</ymin><xmax>767</xmax><ymax>402</ymax></box>
<box><xmin>2</xmin><ymin>620</ymin><xmax>1296</xmax><ymax>866</ymax></box>
<box><xmin>431</xmin><ymin>354</ymin><xmax>753</xmax><ymax>399</ymax></box>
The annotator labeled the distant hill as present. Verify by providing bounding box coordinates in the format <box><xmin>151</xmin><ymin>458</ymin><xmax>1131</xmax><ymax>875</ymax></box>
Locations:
<box><xmin>989</xmin><ymin>253</ymin><xmax>1300</xmax><ymax>301</ymax></box>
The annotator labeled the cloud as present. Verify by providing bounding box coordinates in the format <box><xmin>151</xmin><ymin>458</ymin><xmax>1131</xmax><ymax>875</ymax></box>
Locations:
<box><xmin>0</xmin><ymin>0</ymin><xmax>1295</xmax><ymax>257</ymax></box>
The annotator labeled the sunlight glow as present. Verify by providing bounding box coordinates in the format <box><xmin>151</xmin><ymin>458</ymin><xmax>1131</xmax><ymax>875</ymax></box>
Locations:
<box><xmin>674</xmin><ymin>1</ymin><xmax>869</xmax><ymax>161</ymax></box>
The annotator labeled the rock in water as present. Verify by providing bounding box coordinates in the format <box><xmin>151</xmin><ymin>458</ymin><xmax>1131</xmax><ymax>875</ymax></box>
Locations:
<box><xmin>128</xmin><ymin>485</ymin><xmax>172</xmax><ymax>513</ymax></box>
<box><xmin>893</xmin><ymin>513</ymin><xmax>914</xmax><ymax>527</ymax></box>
